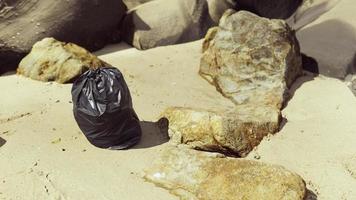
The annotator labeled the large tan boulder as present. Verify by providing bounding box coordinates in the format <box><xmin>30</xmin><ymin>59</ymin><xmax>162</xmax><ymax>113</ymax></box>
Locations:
<box><xmin>120</xmin><ymin>0</ymin><xmax>236</xmax><ymax>50</ymax></box>
<box><xmin>144</xmin><ymin>146</ymin><xmax>306</xmax><ymax>200</ymax></box>
<box><xmin>17</xmin><ymin>38</ymin><xmax>106</xmax><ymax>83</ymax></box>
<box><xmin>162</xmin><ymin>10</ymin><xmax>302</xmax><ymax>157</ymax></box>
<box><xmin>161</xmin><ymin>106</ymin><xmax>279</xmax><ymax>157</ymax></box>
<box><xmin>0</xmin><ymin>0</ymin><xmax>126</xmax><ymax>74</ymax></box>
<box><xmin>200</xmin><ymin>10</ymin><xmax>302</xmax><ymax>109</ymax></box>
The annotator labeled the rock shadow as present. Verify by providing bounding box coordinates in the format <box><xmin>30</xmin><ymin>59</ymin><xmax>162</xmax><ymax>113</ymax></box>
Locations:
<box><xmin>0</xmin><ymin>70</ymin><xmax>16</xmax><ymax>77</ymax></box>
<box><xmin>283</xmin><ymin>73</ymin><xmax>315</xmax><ymax>109</ymax></box>
<box><xmin>304</xmin><ymin>189</ymin><xmax>318</xmax><ymax>200</ymax></box>
<box><xmin>297</xmin><ymin>19</ymin><xmax>356</xmax><ymax>79</ymax></box>
<box><xmin>132</xmin><ymin>118</ymin><xmax>170</xmax><ymax>149</ymax></box>
<box><xmin>0</xmin><ymin>137</ymin><xmax>6</xmax><ymax>148</ymax></box>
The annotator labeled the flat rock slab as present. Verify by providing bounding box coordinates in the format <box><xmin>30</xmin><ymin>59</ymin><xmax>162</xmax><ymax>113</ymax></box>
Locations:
<box><xmin>144</xmin><ymin>146</ymin><xmax>306</xmax><ymax>200</ymax></box>
<box><xmin>161</xmin><ymin>106</ymin><xmax>280</xmax><ymax>157</ymax></box>
<box><xmin>17</xmin><ymin>38</ymin><xmax>106</xmax><ymax>83</ymax></box>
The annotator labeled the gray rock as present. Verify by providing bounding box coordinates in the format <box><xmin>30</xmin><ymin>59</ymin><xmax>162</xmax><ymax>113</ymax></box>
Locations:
<box><xmin>120</xmin><ymin>0</ymin><xmax>235</xmax><ymax>50</ymax></box>
<box><xmin>286</xmin><ymin>0</ymin><xmax>340</xmax><ymax>30</ymax></box>
<box><xmin>17</xmin><ymin>38</ymin><xmax>107</xmax><ymax>83</ymax></box>
<box><xmin>296</xmin><ymin>0</ymin><xmax>356</xmax><ymax>78</ymax></box>
<box><xmin>0</xmin><ymin>0</ymin><xmax>126</xmax><ymax>73</ymax></box>
<box><xmin>144</xmin><ymin>146</ymin><xmax>307</xmax><ymax>200</ymax></box>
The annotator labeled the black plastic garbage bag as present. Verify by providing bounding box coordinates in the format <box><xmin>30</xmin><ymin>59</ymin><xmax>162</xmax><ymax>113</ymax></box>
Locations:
<box><xmin>71</xmin><ymin>67</ymin><xmax>141</xmax><ymax>149</ymax></box>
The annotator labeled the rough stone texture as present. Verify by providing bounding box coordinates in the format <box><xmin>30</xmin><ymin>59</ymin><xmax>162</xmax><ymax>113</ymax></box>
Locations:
<box><xmin>17</xmin><ymin>38</ymin><xmax>106</xmax><ymax>83</ymax></box>
<box><xmin>162</xmin><ymin>11</ymin><xmax>302</xmax><ymax>157</ymax></box>
<box><xmin>120</xmin><ymin>0</ymin><xmax>235</xmax><ymax>50</ymax></box>
<box><xmin>161</xmin><ymin>106</ymin><xmax>279</xmax><ymax>157</ymax></box>
<box><xmin>200</xmin><ymin>10</ymin><xmax>302</xmax><ymax>109</ymax></box>
<box><xmin>144</xmin><ymin>146</ymin><xmax>306</xmax><ymax>200</ymax></box>
<box><xmin>0</xmin><ymin>0</ymin><xmax>126</xmax><ymax>73</ymax></box>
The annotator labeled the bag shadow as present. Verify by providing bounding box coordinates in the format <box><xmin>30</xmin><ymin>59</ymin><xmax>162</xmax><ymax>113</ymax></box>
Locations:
<box><xmin>132</xmin><ymin>118</ymin><xmax>170</xmax><ymax>149</ymax></box>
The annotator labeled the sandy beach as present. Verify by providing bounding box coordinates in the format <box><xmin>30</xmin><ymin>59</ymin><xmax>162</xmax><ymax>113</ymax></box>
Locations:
<box><xmin>0</xmin><ymin>39</ymin><xmax>355</xmax><ymax>199</ymax></box>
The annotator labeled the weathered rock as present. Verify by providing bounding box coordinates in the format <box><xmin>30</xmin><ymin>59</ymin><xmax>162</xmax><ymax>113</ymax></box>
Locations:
<box><xmin>200</xmin><ymin>10</ymin><xmax>302</xmax><ymax>109</ymax></box>
<box><xmin>0</xmin><ymin>0</ymin><xmax>126</xmax><ymax>73</ymax></box>
<box><xmin>17</xmin><ymin>38</ymin><xmax>106</xmax><ymax>83</ymax></box>
<box><xmin>236</xmin><ymin>0</ymin><xmax>303</xmax><ymax>19</ymax></box>
<box><xmin>162</xmin><ymin>11</ymin><xmax>301</xmax><ymax>157</ymax></box>
<box><xmin>296</xmin><ymin>0</ymin><xmax>356</xmax><ymax>79</ymax></box>
<box><xmin>144</xmin><ymin>146</ymin><xmax>306</xmax><ymax>200</ymax></box>
<box><xmin>161</xmin><ymin>106</ymin><xmax>280</xmax><ymax>157</ymax></box>
<box><xmin>120</xmin><ymin>0</ymin><xmax>235</xmax><ymax>50</ymax></box>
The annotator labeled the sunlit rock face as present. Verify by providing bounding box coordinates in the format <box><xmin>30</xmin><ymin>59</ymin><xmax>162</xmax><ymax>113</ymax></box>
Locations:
<box><xmin>144</xmin><ymin>146</ymin><xmax>307</xmax><ymax>200</ymax></box>
<box><xmin>161</xmin><ymin>106</ymin><xmax>280</xmax><ymax>157</ymax></box>
<box><xmin>17</xmin><ymin>38</ymin><xmax>106</xmax><ymax>83</ymax></box>
<box><xmin>200</xmin><ymin>10</ymin><xmax>302</xmax><ymax>109</ymax></box>
<box><xmin>163</xmin><ymin>10</ymin><xmax>301</xmax><ymax>157</ymax></box>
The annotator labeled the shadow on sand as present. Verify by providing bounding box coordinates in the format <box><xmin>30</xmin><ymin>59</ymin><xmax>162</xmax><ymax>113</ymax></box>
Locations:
<box><xmin>298</xmin><ymin>19</ymin><xmax>356</xmax><ymax>78</ymax></box>
<box><xmin>305</xmin><ymin>189</ymin><xmax>318</xmax><ymax>200</ymax></box>
<box><xmin>0</xmin><ymin>137</ymin><xmax>6</xmax><ymax>148</ymax></box>
<box><xmin>132</xmin><ymin>118</ymin><xmax>170</xmax><ymax>149</ymax></box>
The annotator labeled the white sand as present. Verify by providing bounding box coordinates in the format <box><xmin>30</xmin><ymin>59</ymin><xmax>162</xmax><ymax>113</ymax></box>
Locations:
<box><xmin>0</xmin><ymin>40</ymin><xmax>355</xmax><ymax>200</ymax></box>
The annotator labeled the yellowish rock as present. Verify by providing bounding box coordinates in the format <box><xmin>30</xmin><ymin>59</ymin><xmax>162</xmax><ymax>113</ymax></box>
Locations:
<box><xmin>200</xmin><ymin>10</ymin><xmax>302</xmax><ymax>109</ymax></box>
<box><xmin>161</xmin><ymin>106</ymin><xmax>280</xmax><ymax>157</ymax></box>
<box><xmin>17</xmin><ymin>38</ymin><xmax>107</xmax><ymax>83</ymax></box>
<box><xmin>144</xmin><ymin>146</ymin><xmax>306</xmax><ymax>200</ymax></box>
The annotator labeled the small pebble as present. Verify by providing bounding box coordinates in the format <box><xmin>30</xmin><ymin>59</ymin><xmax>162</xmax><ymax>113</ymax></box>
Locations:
<box><xmin>254</xmin><ymin>155</ymin><xmax>261</xmax><ymax>160</ymax></box>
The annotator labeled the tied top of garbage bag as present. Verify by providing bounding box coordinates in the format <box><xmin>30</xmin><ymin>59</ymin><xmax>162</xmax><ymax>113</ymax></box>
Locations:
<box><xmin>72</xmin><ymin>67</ymin><xmax>132</xmax><ymax>117</ymax></box>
